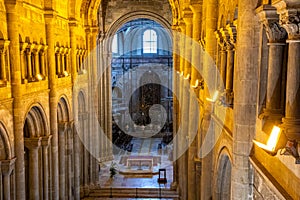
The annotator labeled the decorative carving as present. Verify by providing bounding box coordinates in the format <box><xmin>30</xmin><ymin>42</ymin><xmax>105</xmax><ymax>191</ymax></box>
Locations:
<box><xmin>215</xmin><ymin>30</ymin><xmax>227</xmax><ymax>50</ymax></box>
<box><xmin>264</xmin><ymin>21</ymin><xmax>287</xmax><ymax>42</ymax></box>
<box><xmin>279</xmin><ymin>10</ymin><xmax>300</xmax><ymax>40</ymax></box>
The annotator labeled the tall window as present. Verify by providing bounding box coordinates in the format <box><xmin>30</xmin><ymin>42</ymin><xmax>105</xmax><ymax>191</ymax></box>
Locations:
<box><xmin>143</xmin><ymin>29</ymin><xmax>157</xmax><ymax>54</ymax></box>
<box><xmin>112</xmin><ymin>34</ymin><xmax>118</xmax><ymax>54</ymax></box>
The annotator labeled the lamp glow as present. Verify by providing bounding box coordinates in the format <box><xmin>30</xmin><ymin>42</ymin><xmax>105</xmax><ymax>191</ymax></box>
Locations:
<box><xmin>206</xmin><ymin>91</ymin><xmax>219</xmax><ymax>102</ymax></box>
<box><xmin>63</xmin><ymin>71</ymin><xmax>69</xmax><ymax>77</ymax></box>
<box><xmin>184</xmin><ymin>74</ymin><xmax>190</xmax><ymax>80</ymax></box>
<box><xmin>36</xmin><ymin>74</ymin><xmax>43</xmax><ymax>81</ymax></box>
<box><xmin>180</xmin><ymin>71</ymin><xmax>183</xmax><ymax>77</ymax></box>
<box><xmin>253</xmin><ymin>126</ymin><xmax>281</xmax><ymax>152</ymax></box>
<box><xmin>192</xmin><ymin>79</ymin><xmax>199</xmax><ymax>88</ymax></box>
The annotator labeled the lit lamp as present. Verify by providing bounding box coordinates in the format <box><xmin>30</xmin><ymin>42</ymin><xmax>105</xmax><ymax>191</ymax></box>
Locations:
<box><xmin>184</xmin><ymin>74</ymin><xmax>190</xmax><ymax>80</ymax></box>
<box><xmin>36</xmin><ymin>74</ymin><xmax>43</xmax><ymax>81</ymax></box>
<box><xmin>192</xmin><ymin>79</ymin><xmax>199</xmax><ymax>89</ymax></box>
<box><xmin>253</xmin><ymin>126</ymin><xmax>300</xmax><ymax>163</ymax></box>
<box><xmin>253</xmin><ymin>126</ymin><xmax>281</xmax><ymax>155</ymax></box>
<box><xmin>180</xmin><ymin>71</ymin><xmax>183</xmax><ymax>77</ymax></box>
<box><xmin>63</xmin><ymin>71</ymin><xmax>69</xmax><ymax>77</ymax></box>
<box><xmin>206</xmin><ymin>91</ymin><xmax>219</xmax><ymax>103</ymax></box>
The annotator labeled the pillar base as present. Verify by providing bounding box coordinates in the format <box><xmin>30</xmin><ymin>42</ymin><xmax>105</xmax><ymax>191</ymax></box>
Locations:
<box><xmin>282</xmin><ymin>118</ymin><xmax>300</xmax><ymax>141</ymax></box>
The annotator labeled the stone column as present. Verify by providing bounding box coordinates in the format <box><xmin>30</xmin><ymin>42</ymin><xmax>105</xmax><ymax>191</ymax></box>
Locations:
<box><xmin>189</xmin><ymin>4</ymin><xmax>202</xmax><ymax>200</ymax></box>
<box><xmin>273</xmin><ymin>3</ymin><xmax>300</xmax><ymax>141</ymax></box>
<box><xmin>40</xmin><ymin>46</ymin><xmax>47</xmax><ymax>78</ymax></box>
<box><xmin>1</xmin><ymin>158</ymin><xmax>16</xmax><ymax>200</ymax></box>
<box><xmin>257</xmin><ymin>5</ymin><xmax>287</xmax><ymax>121</ymax></box>
<box><xmin>73</xmin><ymin>127</ymin><xmax>81</xmax><ymax>200</ymax></box>
<box><xmin>41</xmin><ymin>136</ymin><xmax>52</xmax><ymax>200</ymax></box>
<box><xmin>171</xmin><ymin>24</ymin><xmax>180</xmax><ymax>189</ymax></box>
<box><xmin>224</xmin><ymin>24</ymin><xmax>236</xmax><ymax>106</ymax></box>
<box><xmin>26</xmin><ymin>47</ymin><xmax>33</xmax><ymax>81</ymax></box>
<box><xmin>58</xmin><ymin>123</ymin><xmax>66</xmax><ymax>199</ymax></box>
<box><xmin>24</xmin><ymin>137</ymin><xmax>42</xmax><ymax>200</ymax></box>
<box><xmin>69</xmin><ymin>21</ymin><xmax>78</xmax><ymax>83</ymax></box>
<box><xmin>232</xmin><ymin>0</ymin><xmax>260</xmax><ymax>199</ymax></box>
<box><xmin>33</xmin><ymin>46</ymin><xmax>41</xmax><ymax>79</ymax></box>
<box><xmin>5</xmin><ymin>2</ymin><xmax>25</xmax><ymax>199</ymax></box>
<box><xmin>0</xmin><ymin>49</ymin><xmax>7</xmax><ymax>82</ymax></box>
<box><xmin>215</xmin><ymin>30</ymin><xmax>227</xmax><ymax>90</ymax></box>
<box><xmin>45</xmin><ymin>14</ymin><xmax>59</xmax><ymax>200</ymax></box>
<box><xmin>60</xmin><ymin>48</ymin><xmax>65</xmax><ymax>76</ymax></box>
<box><xmin>20</xmin><ymin>42</ymin><xmax>28</xmax><ymax>82</ymax></box>
<box><xmin>202</xmin><ymin>0</ymin><xmax>218</xmax><ymax>199</ymax></box>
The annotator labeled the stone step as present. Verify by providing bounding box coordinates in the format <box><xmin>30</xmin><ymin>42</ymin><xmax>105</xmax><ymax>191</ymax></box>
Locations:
<box><xmin>88</xmin><ymin>187</ymin><xmax>179</xmax><ymax>199</ymax></box>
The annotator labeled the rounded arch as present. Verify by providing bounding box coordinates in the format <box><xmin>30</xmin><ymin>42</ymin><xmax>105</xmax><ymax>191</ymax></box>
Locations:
<box><xmin>215</xmin><ymin>147</ymin><xmax>232</xmax><ymax>200</ymax></box>
<box><xmin>57</xmin><ymin>96</ymin><xmax>71</xmax><ymax>123</ymax></box>
<box><xmin>78</xmin><ymin>91</ymin><xmax>87</xmax><ymax>113</ymax></box>
<box><xmin>23</xmin><ymin>105</ymin><xmax>49</xmax><ymax>138</ymax></box>
<box><xmin>105</xmin><ymin>11</ymin><xmax>172</xmax><ymax>42</ymax></box>
<box><xmin>0</xmin><ymin>121</ymin><xmax>12</xmax><ymax>159</ymax></box>
<box><xmin>112</xmin><ymin>86</ymin><xmax>122</xmax><ymax>99</ymax></box>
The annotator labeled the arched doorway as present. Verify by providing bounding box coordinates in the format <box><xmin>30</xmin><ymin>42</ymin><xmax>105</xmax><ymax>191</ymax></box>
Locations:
<box><xmin>0</xmin><ymin>122</ymin><xmax>14</xmax><ymax>200</ymax></box>
<box><xmin>23</xmin><ymin>106</ymin><xmax>50</xmax><ymax>200</ymax></box>
<box><xmin>216</xmin><ymin>152</ymin><xmax>232</xmax><ymax>200</ymax></box>
<box><xmin>57</xmin><ymin>97</ymin><xmax>73</xmax><ymax>199</ymax></box>
<box><xmin>77</xmin><ymin>92</ymin><xmax>90</xmax><ymax>190</ymax></box>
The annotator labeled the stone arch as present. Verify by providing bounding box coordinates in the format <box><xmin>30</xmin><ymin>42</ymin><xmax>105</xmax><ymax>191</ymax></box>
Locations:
<box><xmin>78</xmin><ymin>90</ymin><xmax>87</xmax><ymax>113</ymax></box>
<box><xmin>215</xmin><ymin>147</ymin><xmax>232</xmax><ymax>200</ymax></box>
<box><xmin>57</xmin><ymin>96</ymin><xmax>70</xmax><ymax>123</ymax></box>
<box><xmin>104</xmin><ymin>11</ymin><xmax>172</xmax><ymax>52</ymax></box>
<box><xmin>23</xmin><ymin>105</ymin><xmax>48</xmax><ymax>138</ymax></box>
<box><xmin>0</xmin><ymin>122</ymin><xmax>11</xmax><ymax>160</ymax></box>
<box><xmin>112</xmin><ymin>86</ymin><xmax>122</xmax><ymax>99</ymax></box>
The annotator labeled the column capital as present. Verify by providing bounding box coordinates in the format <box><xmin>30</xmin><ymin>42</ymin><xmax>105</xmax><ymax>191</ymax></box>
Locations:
<box><xmin>0</xmin><ymin>39</ymin><xmax>10</xmax><ymax>49</ymax></box>
<box><xmin>215</xmin><ymin>30</ymin><xmax>226</xmax><ymax>50</ymax></box>
<box><xmin>273</xmin><ymin>1</ymin><xmax>300</xmax><ymax>40</ymax></box>
<box><xmin>58</xmin><ymin>122</ymin><xmax>68</xmax><ymax>131</ymax></box>
<box><xmin>40</xmin><ymin>44</ymin><xmax>48</xmax><ymax>52</ymax></box>
<box><xmin>0</xmin><ymin>157</ymin><xmax>16</xmax><ymax>176</ymax></box>
<box><xmin>33</xmin><ymin>44</ymin><xmax>43</xmax><ymax>54</ymax></box>
<box><xmin>26</xmin><ymin>43</ymin><xmax>35</xmax><ymax>53</ymax></box>
<box><xmin>20</xmin><ymin>42</ymin><xmax>28</xmax><ymax>52</ymax></box>
<box><xmin>41</xmin><ymin>135</ymin><xmax>52</xmax><ymax>147</ymax></box>
<box><xmin>24</xmin><ymin>137</ymin><xmax>42</xmax><ymax>150</ymax></box>
<box><xmin>257</xmin><ymin>5</ymin><xmax>288</xmax><ymax>43</ymax></box>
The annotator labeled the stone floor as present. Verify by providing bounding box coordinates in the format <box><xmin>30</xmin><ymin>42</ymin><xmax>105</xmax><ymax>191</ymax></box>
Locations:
<box><xmin>98</xmin><ymin>138</ymin><xmax>173</xmax><ymax>189</ymax></box>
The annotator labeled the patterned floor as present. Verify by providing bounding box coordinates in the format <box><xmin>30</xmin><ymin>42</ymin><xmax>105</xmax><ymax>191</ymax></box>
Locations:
<box><xmin>98</xmin><ymin>138</ymin><xmax>173</xmax><ymax>189</ymax></box>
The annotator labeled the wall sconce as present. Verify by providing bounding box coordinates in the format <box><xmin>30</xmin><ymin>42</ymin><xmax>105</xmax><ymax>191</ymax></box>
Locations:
<box><xmin>63</xmin><ymin>71</ymin><xmax>69</xmax><ymax>77</ymax></box>
<box><xmin>184</xmin><ymin>74</ymin><xmax>190</xmax><ymax>80</ymax></box>
<box><xmin>253</xmin><ymin>126</ymin><xmax>300</xmax><ymax>164</ymax></box>
<box><xmin>192</xmin><ymin>79</ymin><xmax>204</xmax><ymax>89</ymax></box>
<box><xmin>192</xmin><ymin>79</ymin><xmax>199</xmax><ymax>88</ymax></box>
<box><xmin>253</xmin><ymin>126</ymin><xmax>281</xmax><ymax>155</ymax></box>
<box><xmin>36</xmin><ymin>73</ymin><xmax>43</xmax><ymax>81</ymax></box>
<box><xmin>206</xmin><ymin>91</ymin><xmax>220</xmax><ymax>103</ymax></box>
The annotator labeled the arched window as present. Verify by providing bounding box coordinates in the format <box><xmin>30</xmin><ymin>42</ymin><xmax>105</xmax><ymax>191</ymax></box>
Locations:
<box><xmin>112</xmin><ymin>34</ymin><xmax>118</xmax><ymax>54</ymax></box>
<box><xmin>143</xmin><ymin>29</ymin><xmax>157</xmax><ymax>54</ymax></box>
